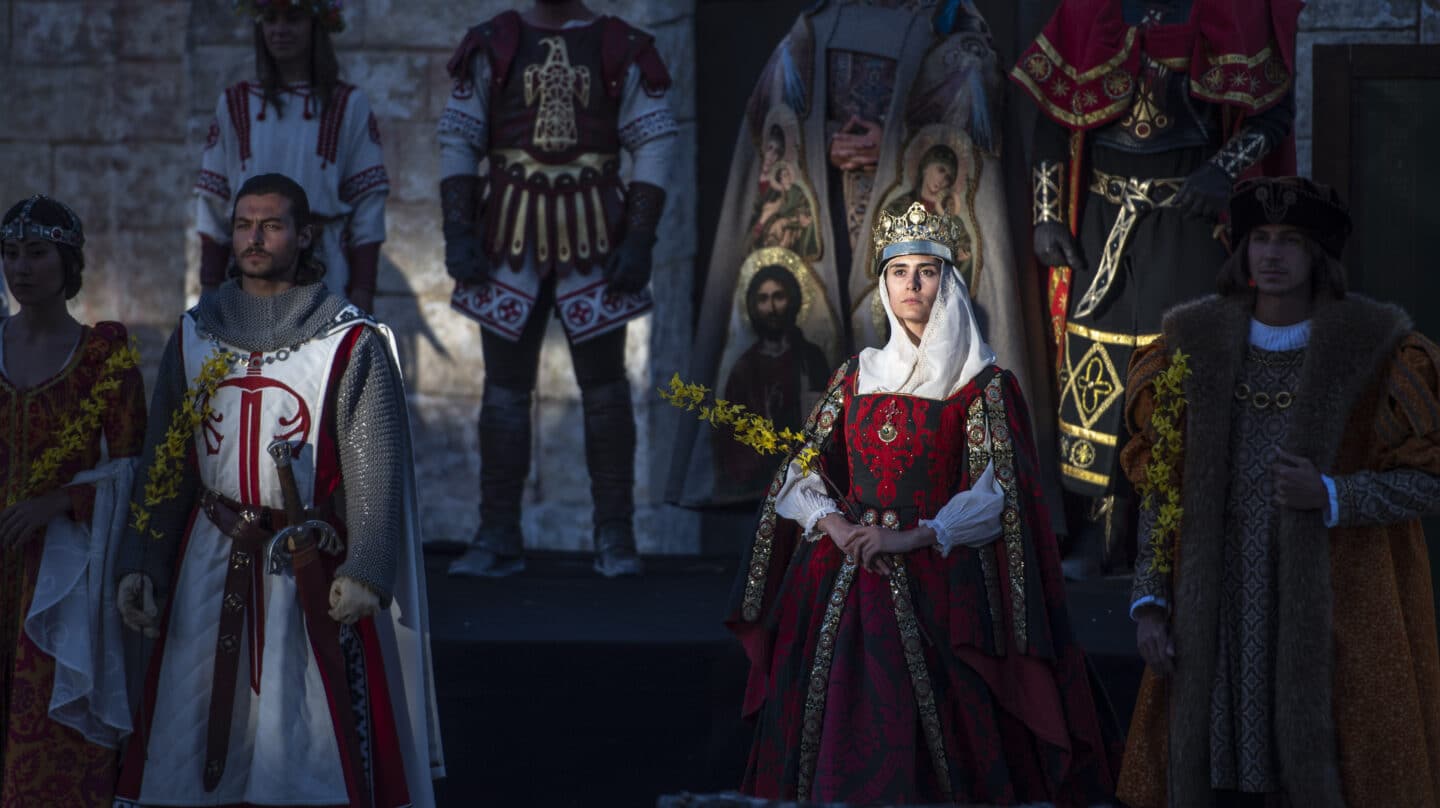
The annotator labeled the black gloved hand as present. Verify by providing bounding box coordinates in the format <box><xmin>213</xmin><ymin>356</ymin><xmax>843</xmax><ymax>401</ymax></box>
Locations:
<box><xmin>605</xmin><ymin>181</ymin><xmax>666</xmax><ymax>295</ymax></box>
<box><xmin>1034</xmin><ymin>221</ymin><xmax>1088</xmax><ymax>272</ymax></box>
<box><xmin>443</xmin><ymin>223</ymin><xmax>491</xmax><ymax>285</ymax></box>
<box><xmin>1172</xmin><ymin>162</ymin><xmax>1231</xmax><ymax>221</ymax></box>
<box><xmin>603</xmin><ymin>230</ymin><xmax>657</xmax><ymax>294</ymax></box>
<box><xmin>440</xmin><ymin>174</ymin><xmax>488</xmax><ymax>284</ymax></box>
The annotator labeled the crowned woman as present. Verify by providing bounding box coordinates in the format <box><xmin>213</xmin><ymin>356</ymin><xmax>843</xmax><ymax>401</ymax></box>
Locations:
<box><xmin>727</xmin><ymin>202</ymin><xmax>1120</xmax><ymax>805</ymax></box>
<box><xmin>0</xmin><ymin>196</ymin><xmax>147</xmax><ymax>806</ymax></box>
<box><xmin>195</xmin><ymin>0</ymin><xmax>389</xmax><ymax>311</ymax></box>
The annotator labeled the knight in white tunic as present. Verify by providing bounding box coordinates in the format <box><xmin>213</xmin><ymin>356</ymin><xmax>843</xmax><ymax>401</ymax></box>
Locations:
<box><xmin>195</xmin><ymin>0</ymin><xmax>389</xmax><ymax>311</ymax></box>
<box><xmin>116</xmin><ymin>174</ymin><xmax>441</xmax><ymax>808</ymax></box>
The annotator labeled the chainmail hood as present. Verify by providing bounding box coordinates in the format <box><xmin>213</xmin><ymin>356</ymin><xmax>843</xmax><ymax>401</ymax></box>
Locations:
<box><xmin>195</xmin><ymin>279</ymin><xmax>350</xmax><ymax>353</ymax></box>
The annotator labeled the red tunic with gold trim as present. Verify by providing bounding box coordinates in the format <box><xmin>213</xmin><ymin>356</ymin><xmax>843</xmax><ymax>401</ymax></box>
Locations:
<box><xmin>728</xmin><ymin>360</ymin><xmax>1120</xmax><ymax>805</ymax></box>
<box><xmin>0</xmin><ymin>322</ymin><xmax>146</xmax><ymax>807</ymax></box>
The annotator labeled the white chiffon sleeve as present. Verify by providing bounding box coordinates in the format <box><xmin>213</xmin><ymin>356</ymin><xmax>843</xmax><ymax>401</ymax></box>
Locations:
<box><xmin>919</xmin><ymin>461</ymin><xmax>1006</xmax><ymax>556</ymax></box>
<box><xmin>774</xmin><ymin>461</ymin><xmax>841</xmax><ymax>534</ymax></box>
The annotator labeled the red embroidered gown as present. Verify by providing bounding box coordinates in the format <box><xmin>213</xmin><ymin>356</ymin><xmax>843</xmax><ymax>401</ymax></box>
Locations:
<box><xmin>729</xmin><ymin>361</ymin><xmax>1121</xmax><ymax>805</ymax></box>
<box><xmin>0</xmin><ymin>322</ymin><xmax>146</xmax><ymax>807</ymax></box>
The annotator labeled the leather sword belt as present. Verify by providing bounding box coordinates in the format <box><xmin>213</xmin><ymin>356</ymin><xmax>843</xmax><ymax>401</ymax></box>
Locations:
<box><xmin>198</xmin><ymin>488</ymin><xmax>342</xmax><ymax>792</ymax></box>
<box><xmin>1070</xmin><ymin>169</ymin><xmax>1186</xmax><ymax>320</ymax></box>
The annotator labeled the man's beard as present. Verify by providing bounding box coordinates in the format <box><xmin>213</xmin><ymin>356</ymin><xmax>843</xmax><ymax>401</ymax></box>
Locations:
<box><xmin>752</xmin><ymin>313</ymin><xmax>792</xmax><ymax>342</ymax></box>
<box><xmin>237</xmin><ymin>247</ymin><xmax>300</xmax><ymax>281</ymax></box>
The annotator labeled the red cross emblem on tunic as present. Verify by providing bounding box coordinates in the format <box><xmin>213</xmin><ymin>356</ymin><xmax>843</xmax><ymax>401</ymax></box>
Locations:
<box><xmin>476</xmin><ymin>286</ymin><xmax>495</xmax><ymax>306</ymax></box>
<box><xmin>498</xmin><ymin>298</ymin><xmax>524</xmax><ymax>323</ymax></box>
<box><xmin>204</xmin><ymin>359</ymin><xmax>313</xmax><ymax>506</ymax></box>
<box><xmin>566</xmin><ymin>300</ymin><xmax>595</xmax><ymax>326</ymax></box>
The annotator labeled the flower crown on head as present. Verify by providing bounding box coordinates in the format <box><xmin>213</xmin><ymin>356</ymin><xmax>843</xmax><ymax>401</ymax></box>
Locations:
<box><xmin>871</xmin><ymin>201</ymin><xmax>965</xmax><ymax>274</ymax></box>
<box><xmin>234</xmin><ymin>0</ymin><xmax>346</xmax><ymax>33</ymax></box>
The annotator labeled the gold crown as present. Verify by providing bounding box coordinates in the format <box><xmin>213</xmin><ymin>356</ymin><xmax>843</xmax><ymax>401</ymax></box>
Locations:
<box><xmin>871</xmin><ymin>202</ymin><xmax>964</xmax><ymax>270</ymax></box>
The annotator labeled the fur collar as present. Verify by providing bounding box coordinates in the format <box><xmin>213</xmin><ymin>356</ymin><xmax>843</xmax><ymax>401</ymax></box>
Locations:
<box><xmin>1158</xmin><ymin>294</ymin><xmax>1411</xmax><ymax>807</ymax></box>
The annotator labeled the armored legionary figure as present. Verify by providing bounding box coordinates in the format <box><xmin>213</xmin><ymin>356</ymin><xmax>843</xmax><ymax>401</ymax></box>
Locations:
<box><xmin>115</xmin><ymin>175</ymin><xmax>442</xmax><ymax>808</ymax></box>
<box><xmin>1011</xmin><ymin>0</ymin><xmax>1301</xmax><ymax>574</ymax></box>
<box><xmin>438</xmin><ymin>1</ymin><xmax>678</xmax><ymax>578</ymax></box>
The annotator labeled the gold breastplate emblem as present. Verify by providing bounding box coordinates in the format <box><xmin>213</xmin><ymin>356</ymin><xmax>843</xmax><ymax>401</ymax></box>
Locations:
<box><xmin>524</xmin><ymin>36</ymin><xmax>591</xmax><ymax>152</ymax></box>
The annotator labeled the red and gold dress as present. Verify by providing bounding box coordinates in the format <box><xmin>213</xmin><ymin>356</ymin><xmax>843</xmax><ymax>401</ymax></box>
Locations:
<box><xmin>729</xmin><ymin>360</ymin><xmax>1120</xmax><ymax>805</ymax></box>
<box><xmin>0</xmin><ymin>321</ymin><xmax>145</xmax><ymax>807</ymax></box>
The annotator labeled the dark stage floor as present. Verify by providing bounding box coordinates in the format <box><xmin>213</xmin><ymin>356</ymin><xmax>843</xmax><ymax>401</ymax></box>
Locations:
<box><xmin>425</xmin><ymin>551</ymin><xmax>1142</xmax><ymax>808</ymax></box>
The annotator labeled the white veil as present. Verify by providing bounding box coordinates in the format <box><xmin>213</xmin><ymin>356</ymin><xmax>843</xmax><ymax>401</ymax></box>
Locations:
<box><xmin>856</xmin><ymin>257</ymin><xmax>996</xmax><ymax>399</ymax></box>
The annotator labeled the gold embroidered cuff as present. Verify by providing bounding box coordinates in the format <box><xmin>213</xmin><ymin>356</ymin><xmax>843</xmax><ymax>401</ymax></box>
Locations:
<box><xmin>1208</xmin><ymin>129</ymin><xmax>1271</xmax><ymax>181</ymax></box>
<box><xmin>1033</xmin><ymin>161</ymin><xmax>1065</xmax><ymax>226</ymax></box>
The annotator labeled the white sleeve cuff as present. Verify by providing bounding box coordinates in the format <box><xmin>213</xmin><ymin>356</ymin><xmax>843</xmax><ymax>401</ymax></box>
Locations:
<box><xmin>774</xmin><ymin>460</ymin><xmax>839</xmax><ymax>537</ymax></box>
<box><xmin>1130</xmin><ymin>595</ymin><xmax>1170</xmax><ymax>621</ymax></box>
<box><xmin>1322</xmin><ymin>474</ymin><xmax>1340</xmax><ymax>527</ymax></box>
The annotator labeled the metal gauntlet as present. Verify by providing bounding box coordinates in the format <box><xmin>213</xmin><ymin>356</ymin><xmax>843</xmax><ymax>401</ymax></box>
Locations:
<box><xmin>1033</xmin><ymin>160</ymin><xmax>1065</xmax><ymax>226</ymax></box>
<box><xmin>440</xmin><ymin>175</ymin><xmax>481</xmax><ymax>238</ymax></box>
<box><xmin>624</xmin><ymin>180</ymin><xmax>666</xmax><ymax>237</ymax></box>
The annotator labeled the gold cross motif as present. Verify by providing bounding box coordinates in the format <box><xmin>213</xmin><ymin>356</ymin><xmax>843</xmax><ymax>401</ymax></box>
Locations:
<box><xmin>524</xmin><ymin>36</ymin><xmax>591</xmax><ymax>152</ymax></box>
<box><xmin>1061</xmin><ymin>340</ymin><xmax>1124</xmax><ymax>428</ymax></box>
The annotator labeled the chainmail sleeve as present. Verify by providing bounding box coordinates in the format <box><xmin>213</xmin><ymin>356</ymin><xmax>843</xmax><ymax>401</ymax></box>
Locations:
<box><xmin>117</xmin><ymin>326</ymin><xmax>200</xmax><ymax>599</ymax></box>
<box><xmin>332</xmin><ymin>327</ymin><xmax>403</xmax><ymax>604</ymax></box>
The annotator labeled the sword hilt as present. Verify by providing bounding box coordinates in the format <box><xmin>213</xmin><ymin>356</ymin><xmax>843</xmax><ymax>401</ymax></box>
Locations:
<box><xmin>267</xmin><ymin>440</ymin><xmax>307</xmax><ymax>533</ymax></box>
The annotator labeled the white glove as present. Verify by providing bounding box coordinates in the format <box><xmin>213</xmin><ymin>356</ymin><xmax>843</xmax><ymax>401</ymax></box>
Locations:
<box><xmin>921</xmin><ymin>461</ymin><xmax>1006</xmax><ymax>556</ymax></box>
<box><xmin>117</xmin><ymin>572</ymin><xmax>159</xmax><ymax>638</ymax></box>
<box><xmin>328</xmin><ymin>576</ymin><xmax>381</xmax><ymax>625</ymax></box>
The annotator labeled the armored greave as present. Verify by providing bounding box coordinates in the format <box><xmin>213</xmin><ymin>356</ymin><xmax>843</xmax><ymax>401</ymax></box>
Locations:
<box><xmin>580</xmin><ymin>378</ymin><xmax>636</xmax><ymax>550</ymax></box>
<box><xmin>476</xmin><ymin>382</ymin><xmax>532</xmax><ymax>556</ymax></box>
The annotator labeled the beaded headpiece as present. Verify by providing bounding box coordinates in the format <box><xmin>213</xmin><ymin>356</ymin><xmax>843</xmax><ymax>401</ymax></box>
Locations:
<box><xmin>871</xmin><ymin>201</ymin><xmax>965</xmax><ymax>274</ymax></box>
<box><xmin>0</xmin><ymin>195</ymin><xmax>85</xmax><ymax>249</ymax></box>
<box><xmin>234</xmin><ymin>0</ymin><xmax>346</xmax><ymax>33</ymax></box>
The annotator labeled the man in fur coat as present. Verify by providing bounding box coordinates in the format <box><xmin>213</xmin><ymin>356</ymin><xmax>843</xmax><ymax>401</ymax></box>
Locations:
<box><xmin>1118</xmin><ymin>176</ymin><xmax>1440</xmax><ymax>807</ymax></box>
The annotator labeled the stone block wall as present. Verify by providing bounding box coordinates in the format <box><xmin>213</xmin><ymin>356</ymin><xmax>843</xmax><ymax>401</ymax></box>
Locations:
<box><xmin>0</xmin><ymin>0</ymin><xmax>699</xmax><ymax>553</ymax></box>
<box><xmin>2</xmin><ymin>0</ymin><xmax>1431</xmax><ymax>553</ymax></box>
<box><xmin>1295</xmin><ymin>0</ymin><xmax>1440</xmax><ymax>176</ymax></box>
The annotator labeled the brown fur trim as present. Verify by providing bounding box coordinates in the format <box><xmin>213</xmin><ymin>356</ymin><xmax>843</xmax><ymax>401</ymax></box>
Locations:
<box><xmin>1159</xmin><ymin>294</ymin><xmax>1412</xmax><ymax>806</ymax></box>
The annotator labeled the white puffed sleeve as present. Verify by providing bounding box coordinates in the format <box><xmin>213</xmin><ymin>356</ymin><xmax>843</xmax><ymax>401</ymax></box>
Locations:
<box><xmin>774</xmin><ymin>461</ymin><xmax>841</xmax><ymax>534</ymax></box>
<box><xmin>616</xmin><ymin>65</ymin><xmax>678</xmax><ymax>187</ymax></box>
<box><xmin>437</xmin><ymin>53</ymin><xmax>491</xmax><ymax>180</ymax></box>
<box><xmin>920</xmin><ymin>462</ymin><xmax>1005</xmax><ymax>556</ymax></box>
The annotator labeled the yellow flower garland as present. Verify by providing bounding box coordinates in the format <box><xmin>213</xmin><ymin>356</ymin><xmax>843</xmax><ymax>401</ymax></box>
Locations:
<box><xmin>1135</xmin><ymin>350</ymin><xmax>1191</xmax><ymax>574</ymax></box>
<box><xmin>658</xmin><ymin>373</ymin><xmax>821</xmax><ymax>473</ymax></box>
<box><xmin>9</xmin><ymin>337</ymin><xmax>143</xmax><ymax>508</ymax></box>
<box><xmin>129</xmin><ymin>351</ymin><xmax>232</xmax><ymax>540</ymax></box>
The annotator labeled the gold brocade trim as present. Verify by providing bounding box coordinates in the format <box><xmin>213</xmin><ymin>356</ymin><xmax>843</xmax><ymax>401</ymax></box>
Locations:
<box><xmin>889</xmin><ymin>560</ymin><xmax>953</xmax><ymax>799</ymax></box>
<box><xmin>1059</xmin><ymin>336</ymin><xmax>1124</xmax><ymax>429</ymax></box>
<box><xmin>1065</xmin><ymin>321</ymin><xmax>1161</xmax><ymax>347</ymax></box>
<box><xmin>590</xmin><ymin>187</ymin><xmax>610</xmax><ymax>254</ymax></box>
<box><xmin>489</xmin><ymin>148</ymin><xmax>618</xmax><ymax>178</ymax></box>
<box><xmin>575</xmin><ymin>192</ymin><xmax>592</xmax><ymax>260</ymax></box>
<box><xmin>966</xmin><ymin>394</ymin><xmax>1006</xmax><ymax>651</ymax></box>
<box><xmin>1154</xmin><ymin>55</ymin><xmax>1191</xmax><ymax>71</ymax></box>
<box><xmin>1033</xmin><ymin>161</ymin><xmax>1065</xmax><ymax>226</ymax></box>
<box><xmin>1059</xmin><ymin>419</ymin><xmax>1118</xmax><ymax>447</ymax></box>
<box><xmin>1063</xmin><ymin>463</ymin><xmax>1110</xmax><ymax>486</ymax></box>
<box><xmin>556</xmin><ymin>198</ymin><xmax>572</xmax><ymax>264</ymax></box>
<box><xmin>741</xmin><ymin>364</ymin><xmax>849</xmax><ymax>623</ymax></box>
<box><xmin>536</xmin><ymin>194</ymin><xmax>550</xmax><ymax>264</ymax></box>
<box><xmin>1010</xmin><ymin>29</ymin><xmax>1139</xmax><ymax>130</ymax></box>
<box><xmin>510</xmin><ymin>189</ymin><xmax>530</xmax><ymax>257</ymax></box>
<box><xmin>982</xmin><ymin>376</ymin><xmax>1028</xmax><ymax>653</ymax></box>
<box><xmin>1190</xmin><ymin>79</ymin><xmax>1292</xmax><ymax>112</ymax></box>
<box><xmin>1088</xmin><ymin>168</ymin><xmax>1184</xmax><ymax>206</ymax></box>
<box><xmin>796</xmin><ymin>558</ymin><xmax>858</xmax><ymax>802</ymax></box>
<box><xmin>1190</xmin><ymin>45</ymin><xmax>1292</xmax><ymax>110</ymax></box>
<box><xmin>1072</xmin><ymin>172</ymin><xmax>1184</xmax><ymax>319</ymax></box>
<box><xmin>1036</xmin><ymin>29</ymin><xmax>1139</xmax><ymax>83</ymax></box>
